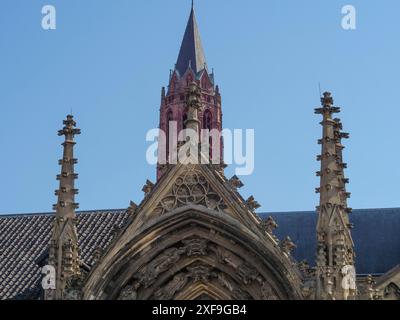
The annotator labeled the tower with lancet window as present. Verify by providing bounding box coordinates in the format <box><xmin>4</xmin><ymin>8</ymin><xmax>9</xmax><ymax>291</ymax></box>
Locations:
<box><xmin>157</xmin><ymin>3</ymin><xmax>223</xmax><ymax>180</ymax></box>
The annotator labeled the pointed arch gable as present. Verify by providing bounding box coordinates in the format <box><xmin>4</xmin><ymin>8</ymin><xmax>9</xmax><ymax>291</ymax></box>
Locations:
<box><xmin>199</xmin><ymin>70</ymin><xmax>212</xmax><ymax>90</ymax></box>
<box><xmin>83</xmin><ymin>206</ymin><xmax>303</xmax><ymax>300</ymax></box>
<box><xmin>129</xmin><ymin>165</ymin><xmax>264</xmax><ymax>235</ymax></box>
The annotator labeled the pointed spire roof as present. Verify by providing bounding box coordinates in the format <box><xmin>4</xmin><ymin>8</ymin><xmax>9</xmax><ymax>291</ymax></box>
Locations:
<box><xmin>314</xmin><ymin>92</ymin><xmax>356</xmax><ymax>300</ymax></box>
<box><xmin>175</xmin><ymin>4</ymin><xmax>207</xmax><ymax>76</ymax></box>
<box><xmin>48</xmin><ymin>114</ymin><xmax>81</xmax><ymax>299</ymax></box>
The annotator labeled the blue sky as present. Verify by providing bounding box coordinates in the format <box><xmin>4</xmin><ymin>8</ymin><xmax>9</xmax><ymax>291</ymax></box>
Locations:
<box><xmin>1</xmin><ymin>0</ymin><xmax>399</xmax><ymax>215</ymax></box>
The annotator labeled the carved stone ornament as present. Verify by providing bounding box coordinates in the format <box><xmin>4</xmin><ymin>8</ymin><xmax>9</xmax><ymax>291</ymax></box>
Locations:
<box><xmin>64</xmin><ymin>275</ymin><xmax>84</xmax><ymax>300</ymax></box>
<box><xmin>261</xmin><ymin>282</ymin><xmax>279</xmax><ymax>300</ymax></box>
<box><xmin>127</xmin><ymin>201</ymin><xmax>138</xmax><ymax>215</ymax></box>
<box><xmin>148</xmin><ymin>260</ymin><xmax>260</xmax><ymax>300</ymax></box>
<box><xmin>297</xmin><ymin>260</ymin><xmax>314</xmax><ymax>278</ymax></box>
<box><xmin>110</xmin><ymin>241</ymin><xmax>292</xmax><ymax>301</ymax></box>
<box><xmin>383</xmin><ymin>283</ymin><xmax>400</xmax><ymax>300</ymax></box>
<box><xmin>154</xmin><ymin>273</ymin><xmax>189</xmax><ymax>300</ymax></box>
<box><xmin>153</xmin><ymin>168</ymin><xmax>227</xmax><ymax>215</ymax></box>
<box><xmin>280</xmin><ymin>236</ymin><xmax>296</xmax><ymax>255</ymax></box>
<box><xmin>141</xmin><ymin>247</ymin><xmax>185</xmax><ymax>288</ymax></box>
<box><xmin>216</xmin><ymin>273</ymin><xmax>251</xmax><ymax>300</ymax></box>
<box><xmin>261</xmin><ymin>216</ymin><xmax>278</xmax><ymax>234</ymax></box>
<box><xmin>236</xmin><ymin>264</ymin><xmax>259</xmax><ymax>285</ymax></box>
<box><xmin>214</xmin><ymin>246</ymin><xmax>261</xmax><ymax>286</ymax></box>
<box><xmin>301</xmin><ymin>279</ymin><xmax>316</xmax><ymax>300</ymax></box>
<box><xmin>187</xmin><ymin>265</ymin><xmax>214</xmax><ymax>282</ymax></box>
<box><xmin>92</xmin><ymin>246</ymin><xmax>103</xmax><ymax>264</ymax></box>
<box><xmin>142</xmin><ymin>180</ymin><xmax>155</xmax><ymax>195</ymax></box>
<box><xmin>136</xmin><ymin>239</ymin><xmax>209</xmax><ymax>288</ymax></box>
<box><xmin>341</xmin><ymin>265</ymin><xmax>356</xmax><ymax>300</ymax></box>
<box><xmin>188</xmin><ymin>82</ymin><xmax>202</xmax><ymax>110</ymax></box>
<box><xmin>245</xmin><ymin>196</ymin><xmax>261</xmax><ymax>212</ymax></box>
<box><xmin>118</xmin><ymin>283</ymin><xmax>139</xmax><ymax>300</ymax></box>
<box><xmin>228</xmin><ymin>175</ymin><xmax>244</xmax><ymax>189</ymax></box>
<box><xmin>217</xmin><ymin>273</ymin><xmax>235</xmax><ymax>292</ymax></box>
<box><xmin>182</xmin><ymin>239</ymin><xmax>208</xmax><ymax>256</ymax></box>
<box><xmin>365</xmin><ymin>275</ymin><xmax>380</xmax><ymax>300</ymax></box>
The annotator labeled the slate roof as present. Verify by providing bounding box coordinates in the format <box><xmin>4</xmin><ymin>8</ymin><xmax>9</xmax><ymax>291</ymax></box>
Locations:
<box><xmin>0</xmin><ymin>208</ymin><xmax>399</xmax><ymax>300</ymax></box>
<box><xmin>175</xmin><ymin>6</ymin><xmax>207</xmax><ymax>76</ymax></box>
<box><xmin>0</xmin><ymin>210</ymin><xmax>130</xmax><ymax>300</ymax></box>
<box><xmin>265</xmin><ymin>208</ymin><xmax>400</xmax><ymax>275</ymax></box>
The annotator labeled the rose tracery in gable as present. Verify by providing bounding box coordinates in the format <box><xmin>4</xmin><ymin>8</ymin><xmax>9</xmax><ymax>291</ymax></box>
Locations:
<box><xmin>153</xmin><ymin>169</ymin><xmax>227</xmax><ymax>215</ymax></box>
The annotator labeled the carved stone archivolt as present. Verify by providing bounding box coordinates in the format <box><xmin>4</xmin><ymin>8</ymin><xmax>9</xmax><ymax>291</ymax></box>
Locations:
<box><xmin>153</xmin><ymin>169</ymin><xmax>228</xmax><ymax>215</ymax></box>
<box><xmin>261</xmin><ymin>282</ymin><xmax>279</xmax><ymax>300</ymax></box>
<box><xmin>150</xmin><ymin>262</ymin><xmax>254</xmax><ymax>301</ymax></box>
<box><xmin>83</xmin><ymin>206</ymin><xmax>304</xmax><ymax>301</ymax></box>
<box><xmin>383</xmin><ymin>283</ymin><xmax>400</xmax><ymax>300</ymax></box>
<box><xmin>135</xmin><ymin>238</ymin><xmax>208</xmax><ymax>289</ymax></box>
<box><xmin>183</xmin><ymin>239</ymin><xmax>208</xmax><ymax>256</ymax></box>
<box><xmin>118</xmin><ymin>284</ymin><xmax>139</xmax><ymax>300</ymax></box>
<box><xmin>154</xmin><ymin>273</ymin><xmax>189</xmax><ymax>300</ymax></box>
<box><xmin>63</xmin><ymin>274</ymin><xmax>85</xmax><ymax>300</ymax></box>
<box><xmin>114</xmin><ymin>237</ymin><xmax>285</xmax><ymax>300</ymax></box>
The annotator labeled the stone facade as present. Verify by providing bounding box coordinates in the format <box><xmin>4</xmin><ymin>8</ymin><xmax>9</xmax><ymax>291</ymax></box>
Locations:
<box><xmin>1</xmin><ymin>5</ymin><xmax>399</xmax><ymax>301</ymax></box>
<box><xmin>43</xmin><ymin>5</ymin><xmax>400</xmax><ymax>302</ymax></box>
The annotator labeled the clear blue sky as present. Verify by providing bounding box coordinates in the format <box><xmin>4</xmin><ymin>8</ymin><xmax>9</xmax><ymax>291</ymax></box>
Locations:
<box><xmin>1</xmin><ymin>0</ymin><xmax>399</xmax><ymax>215</ymax></box>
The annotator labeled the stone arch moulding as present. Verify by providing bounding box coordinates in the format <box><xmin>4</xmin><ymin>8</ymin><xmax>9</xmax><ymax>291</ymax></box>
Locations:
<box><xmin>83</xmin><ymin>207</ymin><xmax>304</xmax><ymax>300</ymax></box>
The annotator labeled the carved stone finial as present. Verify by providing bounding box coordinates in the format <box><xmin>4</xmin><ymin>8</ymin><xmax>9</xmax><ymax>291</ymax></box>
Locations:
<box><xmin>261</xmin><ymin>216</ymin><xmax>278</xmax><ymax>234</ymax></box>
<box><xmin>93</xmin><ymin>247</ymin><xmax>103</xmax><ymax>264</ymax></box>
<box><xmin>365</xmin><ymin>275</ymin><xmax>381</xmax><ymax>300</ymax></box>
<box><xmin>245</xmin><ymin>196</ymin><xmax>261</xmax><ymax>212</ymax></box>
<box><xmin>228</xmin><ymin>175</ymin><xmax>244</xmax><ymax>189</ymax></box>
<box><xmin>321</xmin><ymin>92</ymin><xmax>333</xmax><ymax>107</ymax></box>
<box><xmin>315</xmin><ymin>92</ymin><xmax>341</xmax><ymax>115</ymax></box>
<box><xmin>58</xmin><ymin>115</ymin><xmax>81</xmax><ymax>138</ymax></box>
<box><xmin>315</xmin><ymin>92</ymin><xmax>355</xmax><ymax>300</ymax></box>
<box><xmin>48</xmin><ymin>114</ymin><xmax>81</xmax><ymax>300</ymax></box>
<box><xmin>297</xmin><ymin>260</ymin><xmax>311</xmax><ymax>275</ymax></box>
<box><xmin>280</xmin><ymin>236</ymin><xmax>296</xmax><ymax>255</ymax></box>
<box><xmin>142</xmin><ymin>180</ymin><xmax>155</xmax><ymax>195</ymax></box>
<box><xmin>127</xmin><ymin>201</ymin><xmax>138</xmax><ymax>215</ymax></box>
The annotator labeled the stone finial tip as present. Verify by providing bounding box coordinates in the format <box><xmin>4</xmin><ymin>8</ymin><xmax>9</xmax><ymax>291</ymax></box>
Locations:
<box><xmin>323</xmin><ymin>92</ymin><xmax>331</xmax><ymax>98</ymax></box>
<box><xmin>321</xmin><ymin>91</ymin><xmax>334</xmax><ymax>106</ymax></box>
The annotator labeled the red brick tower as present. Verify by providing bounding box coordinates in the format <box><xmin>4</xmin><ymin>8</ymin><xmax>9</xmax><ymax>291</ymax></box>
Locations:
<box><xmin>157</xmin><ymin>4</ymin><xmax>223</xmax><ymax>180</ymax></box>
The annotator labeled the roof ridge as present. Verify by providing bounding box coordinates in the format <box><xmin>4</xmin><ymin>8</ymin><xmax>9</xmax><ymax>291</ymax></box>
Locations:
<box><xmin>0</xmin><ymin>208</ymin><xmax>127</xmax><ymax>219</ymax></box>
<box><xmin>259</xmin><ymin>207</ymin><xmax>400</xmax><ymax>217</ymax></box>
<box><xmin>3</xmin><ymin>207</ymin><xmax>400</xmax><ymax>219</ymax></box>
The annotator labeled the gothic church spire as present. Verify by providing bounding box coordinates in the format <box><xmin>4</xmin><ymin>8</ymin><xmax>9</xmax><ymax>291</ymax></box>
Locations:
<box><xmin>175</xmin><ymin>3</ymin><xmax>207</xmax><ymax>76</ymax></box>
<box><xmin>315</xmin><ymin>92</ymin><xmax>356</xmax><ymax>300</ymax></box>
<box><xmin>48</xmin><ymin>115</ymin><xmax>81</xmax><ymax>299</ymax></box>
